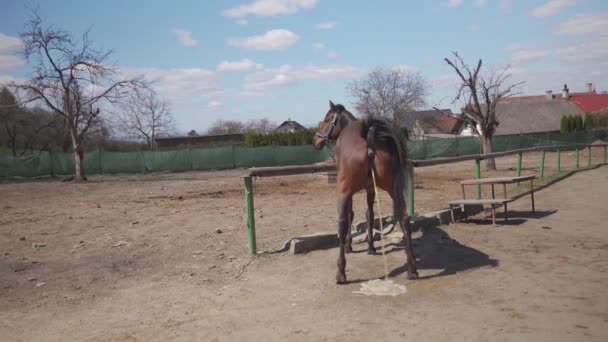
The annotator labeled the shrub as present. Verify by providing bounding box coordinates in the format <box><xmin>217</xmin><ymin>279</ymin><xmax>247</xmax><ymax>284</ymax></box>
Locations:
<box><xmin>560</xmin><ymin>115</ymin><xmax>569</xmax><ymax>133</ymax></box>
<box><xmin>575</xmin><ymin>115</ymin><xmax>584</xmax><ymax>131</ymax></box>
<box><xmin>583</xmin><ymin>113</ymin><xmax>594</xmax><ymax>130</ymax></box>
<box><xmin>244</xmin><ymin>128</ymin><xmax>319</xmax><ymax>146</ymax></box>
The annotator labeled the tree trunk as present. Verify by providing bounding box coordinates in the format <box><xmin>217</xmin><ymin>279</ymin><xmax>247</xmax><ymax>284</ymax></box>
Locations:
<box><xmin>70</xmin><ymin>127</ymin><xmax>86</xmax><ymax>181</ymax></box>
<box><xmin>481</xmin><ymin>135</ymin><xmax>496</xmax><ymax>170</ymax></box>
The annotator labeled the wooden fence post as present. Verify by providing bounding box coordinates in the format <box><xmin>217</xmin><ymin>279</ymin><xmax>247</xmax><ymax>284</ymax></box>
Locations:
<box><xmin>557</xmin><ymin>148</ymin><xmax>561</xmax><ymax>173</ymax></box>
<box><xmin>587</xmin><ymin>146</ymin><xmax>592</xmax><ymax>167</ymax></box>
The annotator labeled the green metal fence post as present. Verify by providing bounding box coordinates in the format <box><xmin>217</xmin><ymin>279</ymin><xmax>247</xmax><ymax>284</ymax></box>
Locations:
<box><xmin>244</xmin><ymin>176</ymin><xmax>256</xmax><ymax>255</ymax></box>
<box><xmin>587</xmin><ymin>146</ymin><xmax>592</xmax><ymax>167</ymax></box>
<box><xmin>407</xmin><ymin>163</ymin><xmax>415</xmax><ymax>217</ymax></box>
<box><xmin>516</xmin><ymin>151</ymin><xmax>522</xmax><ymax>176</ymax></box>
<box><xmin>557</xmin><ymin>148</ymin><xmax>561</xmax><ymax>173</ymax></box>
<box><xmin>540</xmin><ymin>150</ymin><xmax>546</xmax><ymax>178</ymax></box>
<box><xmin>604</xmin><ymin>146</ymin><xmax>607</xmax><ymax>164</ymax></box>
<box><xmin>475</xmin><ymin>159</ymin><xmax>481</xmax><ymax>199</ymax></box>
<box><xmin>576</xmin><ymin>148</ymin><xmax>580</xmax><ymax>169</ymax></box>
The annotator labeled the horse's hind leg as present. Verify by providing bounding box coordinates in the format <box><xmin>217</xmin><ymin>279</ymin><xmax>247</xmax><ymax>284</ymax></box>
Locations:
<box><xmin>345</xmin><ymin>209</ymin><xmax>354</xmax><ymax>253</ymax></box>
<box><xmin>399</xmin><ymin>215</ymin><xmax>419</xmax><ymax>280</ymax></box>
<box><xmin>366</xmin><ymin>190</ymin><xmax>376</xmax><ymax>255</ymax></box>
<box><xmin>336</xmin><ymin>194</ymin><xmax>352</xmax><ymax>284</ymax></box>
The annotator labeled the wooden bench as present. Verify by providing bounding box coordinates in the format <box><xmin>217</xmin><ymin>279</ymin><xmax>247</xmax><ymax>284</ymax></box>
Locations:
<box><xmin>449</xmin><ymin>175</ymin><xmax>537</xmax><ymax>225</ymax></box>
<box><xmin>448</xmin><ymin>198</ymin><xmax>515</xmax><ymax>225</ymax></box>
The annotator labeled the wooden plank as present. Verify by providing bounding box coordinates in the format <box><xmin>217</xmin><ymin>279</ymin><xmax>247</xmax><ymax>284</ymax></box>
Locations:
<box><xmin>460</xmin><ymin>175</ymin><xmax>536</xmax><ymax>185</ymax></box>
<box><xmin>448</xmin><ymin>198</ymin><xmax>515</xmax><ymax>205</ymax></box>
<box><xmin>249</xmin><ymin>163</ymin><xmax>336</xmax><ymax>177</ymax></box>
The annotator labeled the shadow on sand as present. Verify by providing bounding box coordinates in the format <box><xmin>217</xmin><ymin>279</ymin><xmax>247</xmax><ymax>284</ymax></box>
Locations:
<box><xmin>346</xmin><ymin>225</ymin><xmax>499</xmax><ymax>283</ymax></box>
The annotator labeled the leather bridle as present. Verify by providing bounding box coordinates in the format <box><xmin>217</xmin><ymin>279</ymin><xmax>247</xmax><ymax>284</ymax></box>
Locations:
<box><xmin>315</xmin><ymin>108</ymin><xmax>342</xmax><ymax>142</ymax></box>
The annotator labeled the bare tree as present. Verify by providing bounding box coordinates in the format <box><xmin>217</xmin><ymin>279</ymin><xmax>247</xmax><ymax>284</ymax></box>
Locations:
<box><xmin>187</xmin><ymin>129</ymin><xmax>199</xmax><ymax>136</ymax></box>
<box><xmin>0</xmin><ymin>87</ymin><xmax>56</xmax><ymax>155</ymax></box>
<box><xmin>246</xmin><ymin>118</ymin><xmax>276</xmax><ymax>133</ymax></box>
<box><xmin>444</xmin><ymin>52</ymin><xmax>524</xmax><ymax>170</ymax></box>
<box><xmin>113</xmin><ymin>90</ymin><xmax>175</xmax><ymax>150</ymax></box>
<box><xmin>207</xmin><ymin>119</ymin><xmax>246</xmax><ymax>135</ymax></box>
<box><xmin>346</xmin><ymin>66</ymin><xmax>428</xmax><ymax>127</ymax></box>
<box><xmin>8</xmin><ymin>11</ymin><xmax>148</xmax><ymax>180</ymax></box>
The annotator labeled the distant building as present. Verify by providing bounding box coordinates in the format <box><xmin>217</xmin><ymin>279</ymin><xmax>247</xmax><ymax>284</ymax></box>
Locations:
<box><xmin>275</xmin><ymin>119</ymin><xmax>306</xmax><ymax>133</ymax></box>
<box><xmin>155</xmin><ymin>133</ymin><xmax>244</xmax><ymax>151</ymax></box>
<box><xmin>448</xmin><ymin>82</ymin><xmax>608</xmax><ymax>137</ymax></box>
<box><xmin>411</xmin><ymin>114</ymin><xmax>461</xmax><ymax>139</ymax></box>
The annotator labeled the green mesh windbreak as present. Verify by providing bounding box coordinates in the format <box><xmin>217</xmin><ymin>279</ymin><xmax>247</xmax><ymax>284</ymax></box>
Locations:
<box><xmin>100</xmin><ymin>152</ymin><xmax>146</xmax><ymax>174</ymax></box>
<box><xmin>191</xmin><ymin>146</ymin><xmax>235</xmax><ymax>170</ymax></box>
<box><xmin>1</xmin><ymin>131</ymin><xmax>605</xmax><ymax>178</ymax></box>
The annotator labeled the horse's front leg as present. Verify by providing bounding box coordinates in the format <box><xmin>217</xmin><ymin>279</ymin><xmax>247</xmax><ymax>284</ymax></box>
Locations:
<box><xmin>336</xmin><ymin>193</ymin><xmax>352</xmax><ymax>284</ymax></box>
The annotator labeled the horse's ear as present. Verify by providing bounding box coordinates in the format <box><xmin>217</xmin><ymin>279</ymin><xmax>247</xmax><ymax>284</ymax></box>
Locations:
<box><xmin>329</xmin><ymin>100</ymin><xmax>335</xmax><ymax>110</ymax></box>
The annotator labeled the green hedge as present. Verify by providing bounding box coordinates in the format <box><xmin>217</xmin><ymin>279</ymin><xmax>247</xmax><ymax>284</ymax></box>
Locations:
<box><xmin>244</xmin><ymin>128</ymin><xmax>318</xmax><ymax>147</ymax></box>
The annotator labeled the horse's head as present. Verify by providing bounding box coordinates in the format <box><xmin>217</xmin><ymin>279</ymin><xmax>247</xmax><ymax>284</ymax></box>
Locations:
<box><xmin>313</xmin><ymin>100</ymin><xmax>343</xmax><ymax>150</ymax></box>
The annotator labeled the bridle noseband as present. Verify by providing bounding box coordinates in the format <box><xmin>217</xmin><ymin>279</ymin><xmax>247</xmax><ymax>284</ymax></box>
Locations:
<box><xmin>315</xmin><ymin>109</ymin><xmax>342</xmax><ymax>142</ymax></box>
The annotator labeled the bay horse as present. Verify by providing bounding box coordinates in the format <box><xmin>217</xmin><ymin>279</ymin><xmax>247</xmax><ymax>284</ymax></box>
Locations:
<box><xmin>313</xmin><ymin>101</ymin><xmax>418</xmax><ymax>284</ymax></box>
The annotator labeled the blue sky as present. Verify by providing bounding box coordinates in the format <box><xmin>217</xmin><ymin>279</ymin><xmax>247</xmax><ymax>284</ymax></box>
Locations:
<box><xmin>1</xmin><ymin>0</ymin><xmax>607</xmax><ymax>133</ymax></box>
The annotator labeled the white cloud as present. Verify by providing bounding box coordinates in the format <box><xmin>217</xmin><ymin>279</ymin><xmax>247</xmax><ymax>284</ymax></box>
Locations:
<box><xmin>217</xmin><ymin>58</ymin><xmax>263</xmax><ymax>72</ymax></box>
<box><xmin>448</xmin><ymin>0</ymin><xmax>463</xmax><ymax>8</ymax></box>
<box><xmin>498</xmin><ymin>0</ymin><xmax>513</xmax><ymax>12</ymax></box>
<box><xmin>556</xmin><ymin>40</ymin><xmax>608</xmax><ymax>63</ymax></box>
<box><xmin>311</xmin><ymin>42</ymin><xmax>325</xmax><ymax>49</ymax></box>
<box><xmin>509</xmin><ymin>49</ymin><xmax>551</xmax><ymax>63</ymax></box>
<box><xmin>327</xmin><ymin>51</ymin><xmax>338</xmax><ymax>59</ymax></box>
<box><xmin>531</xmin><ymin>0</ymin><xmax>581</xmax><ymax>17</ymax></box>
<box><xmin>0</xmin><ymin>55</ymin><xmax>24</xmax><ymax>71</ymax></box>
<box><xmin>208</xmin><ymin>101</ymin><xmax>222</xmax><ymax>108</ymax></box>
<box><xmin>554</xmin><ymin>12</ymin><xmax>608</xmax><ymax>36</ymax></box>
<box><xmin>236</xmin><ymin>19</ymin><xmax>248</xmax><ymax>25</ymax></box>
<box><xmin>172</xmin><ymin>29</ymin><xmax>198</xmax><ymax>47</ymax></box>
<box><xmin>223</xmin><ymin>0</ymin><xmax>317</xmax><ymax>18</ymax></box>
<box><xmin>227</xmin><ymin>29</ymin><xmax>299</xmax><ymax>50</ymax></box>
<box><xmin>314</xmin><ymin>21</ymin><xmax>336</xmax><ymax>29</ymax></box>
<box><xmin>120</xmin><ymin>67</ymin><xmax>217</xmax><ymax>99</ymax></box>
<box><xmin>239</xmin><ymin>90</ymin><xmax>264</xmax><ymax>97</ymax></box>
<box><xmin>0</xmin><ymin>33</ymin><xmax>24</xmax><ymax>71</ymax></box>
<box><xmin>244</xmin><ymin>64</ymin><xmax>362</xmax><ymax>90</ymax></box>
<box><xmin>0</xmin><ymin>33</ymin><xmax>22</xmax><ymax>54</ymax></box>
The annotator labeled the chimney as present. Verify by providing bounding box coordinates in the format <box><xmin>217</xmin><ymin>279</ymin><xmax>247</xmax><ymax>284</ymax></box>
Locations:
<box><xmin>562</xmin><ymin>84</ymin><xmax>569</xmax><ymax>99</ymax></box>
<box><xmin>545</xmin><ymin>90</ymin><xmax>553</xmax><ymax>99</ymax></box>
<box><xmin>586</xmin><ymin>82</ymin><xmax>594</xmax><ymax>93</ymax></box>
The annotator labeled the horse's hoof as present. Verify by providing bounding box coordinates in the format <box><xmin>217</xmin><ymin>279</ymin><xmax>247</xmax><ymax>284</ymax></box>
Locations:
<box><xmin>336</xmin><ymin>273</ymin><xmax>347</xmax><ymax>284</ymax></box>
<box><xmin>407</xmin><ymin>271</ymin><xmax>419</xmax><ymax>280</ymax></box>
<box><xmin>367</xmin><ymin>248</ymin><xmax>377</xmax><ymax>255</ymax></box>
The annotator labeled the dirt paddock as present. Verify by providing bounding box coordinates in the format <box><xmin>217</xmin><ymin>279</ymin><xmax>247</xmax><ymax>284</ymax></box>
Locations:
<box><xmin>1</xmin><ymin>150</ymin><xmax>607</xmax><ymax>341</ymax></box>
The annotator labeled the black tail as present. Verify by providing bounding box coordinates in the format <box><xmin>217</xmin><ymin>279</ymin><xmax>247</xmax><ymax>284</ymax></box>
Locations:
<box><xmin>364</xmin><ymin>117</ymin><xmax>409</xmax><ymax>223</ymax></box>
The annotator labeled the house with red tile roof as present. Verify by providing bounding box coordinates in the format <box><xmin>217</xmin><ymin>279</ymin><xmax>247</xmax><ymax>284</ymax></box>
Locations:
<box><xmin>456</xmin><ymin>83</ymin><xmax>608</xmax><ymax>136</ymax></box>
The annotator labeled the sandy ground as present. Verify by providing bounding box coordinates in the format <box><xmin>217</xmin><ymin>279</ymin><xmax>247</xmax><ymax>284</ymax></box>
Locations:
<box><xmin>0</xmin><ymin>150</ymin><xmax>607</xmax><ymax>341</ymax></box>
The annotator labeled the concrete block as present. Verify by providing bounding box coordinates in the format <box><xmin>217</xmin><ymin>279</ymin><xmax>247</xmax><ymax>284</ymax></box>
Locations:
<box><xmin>288</xmin><ymin>233</ymin><xmax>339</xmax><ymax>255</ymax></box>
